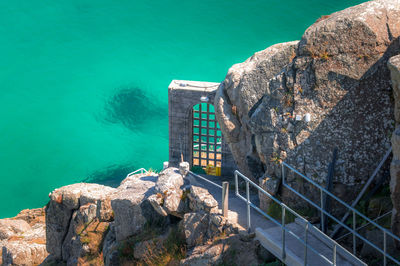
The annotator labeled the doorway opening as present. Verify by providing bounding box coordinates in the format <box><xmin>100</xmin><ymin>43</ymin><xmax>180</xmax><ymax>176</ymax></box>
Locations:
<box><xmin>192</xmin><ymin>103</ymin><xmax>222</xmax><ymax>175</ymax></box>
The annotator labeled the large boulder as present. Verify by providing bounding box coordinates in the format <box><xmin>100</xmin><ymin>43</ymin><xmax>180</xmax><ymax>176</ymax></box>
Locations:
<box><xmin>0</xmin><ymin>208</ymin><xmax>47</xmax><ymax>266</ymax></box>
<box><xmin>215</xmin><ymin>0</ymin><xmax>400</xmax><ymax>209</ymax></box>
<box><xmin>215</xmin><ymin>41</ymin><xmax>299</xmax><ymax>178</ymax></box>
<box><xmin>111</xmin><ymin>173</ymin><xmax>166</xmax><ymax>242</ymax></box>
<box><xmin>152</xmin><ymin>168</ymin><xmax>186</xmax><ymax>217</ymax></box>
<box><xmin>46</xmin><ymin>183</ymin><xmax>116</xmax><ymax>260</ymax></box>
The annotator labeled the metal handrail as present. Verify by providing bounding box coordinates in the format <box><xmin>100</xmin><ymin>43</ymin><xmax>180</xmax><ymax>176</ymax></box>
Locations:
<box><xmin>188</xmin><ymin>171</ymin><xmax>223</xmax><ymax>189</ymax></box>
<box><xmin>126</xmin><ymin>168</ymin><xmax>148</xmax><ymax>177</ymax></box>
<box><xmin>234</xmin><ymin>170</ymin><xmax>365</xmax><ymax>266</ymax></box>
<box><xmin>335</xmin><ymin>211</ymin><xmax>392</xmax><ymax>242</ymax></box>
<box><xmin>282</xmin><ymin>162</ymin><xmax>400</xmax><ymax>265</ymax></box>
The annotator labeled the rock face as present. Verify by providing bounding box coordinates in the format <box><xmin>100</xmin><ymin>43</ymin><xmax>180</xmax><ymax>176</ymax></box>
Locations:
<box><xmin>46</xmin><ymin>183</ymin><xmax>116</xmax><ymax>263</ymax></box>
<box><xmin>111</xmin><ymin>173</ymin><xmax>164</xmax><ymax>242</ymax></box>
<box><xmin>389</xmin><ymin>55</ymin><xmax>400</xmax><ymax>246</ymax></box>
<box><xmin>0</xmin><ymin>208</ymin><xmax>47</xmax><ymax>266</ymax></box>
<box><xmin>180</xmin><ymin>235</ymin><xmax>262</xmax><ymax>266</ymax></box>
<box><xmin>215</xmin><ymin>0</ymin><xmax>400</xmax><ymax>208</ymax></box>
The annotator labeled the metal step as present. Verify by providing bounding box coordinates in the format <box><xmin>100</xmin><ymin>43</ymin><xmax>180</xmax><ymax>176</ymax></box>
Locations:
<box><xmin>255</xmin><ymin>222</ymin><xmax>366</xmax><ymax>266</ymax></box>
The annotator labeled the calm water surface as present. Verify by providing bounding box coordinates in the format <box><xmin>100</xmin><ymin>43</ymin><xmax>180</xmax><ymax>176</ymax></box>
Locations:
<box><xmin>0</xmin><ymin>0</ymin><xmax>366</xmax><ymax>218</ymax></box>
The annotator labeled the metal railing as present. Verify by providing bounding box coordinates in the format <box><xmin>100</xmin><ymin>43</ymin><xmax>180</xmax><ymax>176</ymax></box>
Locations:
<box><xmin>234</xmin><ymin>170</ymin><xmax>365</xmax><ymax>265</ymax></box>
<box><xmin>189</xmin><ymin>171</ymin><xmax>223</xmax><ymax>189</ymax></box>
<box><xmin>282</xmin><ymin>162</ymin><xmax>400</xmax><ymax>265</ymax></box>
<box><xmin>126</xmin><ymin>168</ymin><xmax>148</xmax><ymax>177</ymax></box>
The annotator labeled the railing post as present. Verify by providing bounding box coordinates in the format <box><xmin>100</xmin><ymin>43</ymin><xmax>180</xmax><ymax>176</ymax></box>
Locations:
<box><xmin>246</xmin><ymin>181</ymin><xmax>251</xmax><ymax>231</ymax></box>
<box><xmin>304</xmin><ymin>222</ymin><xmax>309</xmax><ymax>266</ymax></box>
<box><xmin>320</xmin><ymin>189</ymin><xmax>325</xmax><ymax>232</ymax></box>
<box><xmin>282</xmin><ymin>206</ymin><xmax>286</xmax><ymax>261</ymax></box>
<box><xmin>384</xmin><ymin>231</ymin><xmax>387</xmax><ymax>266</ymax></box>
<box><xmin>222</xmin><ymin>181</ymin><xmax>229</xmax><ymax>218</ymax></box>
<box><xmin>353</xmin><ymin>210</ymin><xmax>356</xmax><ymax>255</ymax></box>
<box><xmin>333</xmin><ymin>244</ymin><xmax>337</xmax><ymax>266</ymax></box>
<box><xmin>235</xmin><ymin>172</ymin><xmax>239</xmax><ymax>196</ymax></box>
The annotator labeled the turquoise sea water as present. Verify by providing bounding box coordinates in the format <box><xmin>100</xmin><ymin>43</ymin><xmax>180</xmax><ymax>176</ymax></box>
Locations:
<box><xmin>0</xmin><ymin>0</ymin><xmax>366</xmax><ymax>218</ymax></box>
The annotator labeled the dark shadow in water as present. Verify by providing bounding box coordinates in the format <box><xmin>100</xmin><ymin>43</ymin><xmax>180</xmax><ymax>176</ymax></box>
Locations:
<box><xmin>82</xmin><ymin>164</ymin><xmax>136</xmax><ymax>187</ymax></box>
<box><xmin>103</xmin><ymin>86</ymin><xmax>167</xmax><ymax>132</ymax></box>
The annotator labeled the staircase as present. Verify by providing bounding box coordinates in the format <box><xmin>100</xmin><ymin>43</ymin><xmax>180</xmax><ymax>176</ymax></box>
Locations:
<box><xmin>256</xmin><ymin>219</ymin><xmax>363</xmax><ymax>266</ymax></box>
<box><xmin>234</xmin><ymin>163</ymin><xmax>400</xmax><ymax>266</ymax></box>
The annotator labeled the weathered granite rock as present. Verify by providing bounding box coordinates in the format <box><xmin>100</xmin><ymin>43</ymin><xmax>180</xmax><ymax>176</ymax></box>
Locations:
<box><xmin>215</xmin><ymin>41</ymin><xmax>299</xmax><ymax>178</ymax></box>
<box><xmin>0</xmin><ymin>208</ymin><xmax>47</xmax><ymax>266</ymax></box>
<box><xmin>2</xmin><ymin>241</ymin><xmax>48</xmax><ymax>266</ymax></box>
<box><xmin>389</xmin><ymin>55</ymin><xmax>400</xmax><ymax>244</ymax></box>
<box><xmin>180</xmin><ymin>242</ymin><xmax>224</xmax><ymax>266</ymax></box>
<box><xmin>102</xmin><ymin>223</ymin><xmax>120</xmax><ymax>266</ymax></box>
<box><xmin>180</xmin><ymin>235</ymin><xmax>262</xmax><ymax>266</ymax></box>
<box><xmin>215</xmin><ymin>0</ymin><xmax>400</xmax><ymax>210</ymax></box>
<box><xmin>188</xmin><ymin>186</ymin><xmax>218</xmax><ymax>213</ymax></box>
<box><xmin>111</xmin><ymin>173</ymin><xmax>165</xmax><ymax>242</ymax></box>
<box><xmin>46</xmin><ymin>183</ymin><xmax>116</xmax><ymax>259</ymax></box>
<box><xmin>259</xmin><ymin>174</ymin><xmax>281</xmax><ymax>210</ymax></box>
<box><xmin>181</xmin><ymin>212</ymin><xmax>209</xmax><ymax>248</ymax></box>
<box><xmin>155</xmin><ymin>168</ymin><xmax>185</xmax><ymax>217</ymax></box>
<box><xmin>0</xmin><ymin>219</ymin><xmax>31</xmax><ymax>240</ymax></box>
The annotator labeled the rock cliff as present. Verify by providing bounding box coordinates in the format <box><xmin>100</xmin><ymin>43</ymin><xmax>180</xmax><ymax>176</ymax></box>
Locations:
<box><xmin>389</xmin><ymin>55</ymin><xmax>400</xmax><ymax>247</ymax></box>
<box><xmin>215</xmin><ymin>0</ymin><xmax>400</xmax><ymax>207</ymax></box>
<box><xmin>1</xmin><ymin>167</ymin><xmax>269</xmax><ymax>265</ymax></box>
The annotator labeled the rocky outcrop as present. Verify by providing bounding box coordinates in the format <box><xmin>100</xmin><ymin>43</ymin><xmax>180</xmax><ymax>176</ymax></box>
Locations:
<box><xmin>215</xmin><ymin>41</ymin><xmax>299</xmax><ymax>178</ymax></box>
<box><xmin>46</xmin><ymin>183</ymin><xmax>116</xmax><ymax>264</ymax></box>
<box><xmin>147</xmin><ymin>168</ymin><xmax>187</xmax><ymax>218</ymax></box>
<box><xmin>180</xmin><ymin>235</ymin><xmax>264</xmax><ymax>266</ymax></box>
<box><xmin>215</xmin><ymin>0</ymin><xmax>400</xmax><ymax>209</ymax></box>
<box><xmin>110</xmin><ymin>173</ymin><xmax>165</xmax><ymax>242</ymax></box>
<box><xmin>389</xmin><ymin>55</ymin><xmax>400</xmax><ymax>246</ymax></box>
<box><xmin>0</xmin><ymin>208</ymin><xmax>47</xmax><ymax>266</ymax></box>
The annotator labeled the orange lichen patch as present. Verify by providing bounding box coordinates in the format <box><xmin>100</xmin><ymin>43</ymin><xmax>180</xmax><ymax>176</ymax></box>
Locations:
<box><xmin>7</xmin><ymin>235</ymin><xmax>24</xmax><ymax>242</ymax></box>
<box><xmin>27</xmin><ymin>238</ymin><xmax>46</xmax><ymax>245</ymax></box>
<box><xmin>13</xmin><ymin>208</ymin><xmax>46</xmax><ymax>226</ymax></box>
<box><xmin>55</xmin><ymin>194</ymin><xmax>63</xmax><ymax>204</ymax></box>
<box><xmin>315</xmin><ymin>15</ymin><xmax>331</xmax><ymax>23</ymax></box>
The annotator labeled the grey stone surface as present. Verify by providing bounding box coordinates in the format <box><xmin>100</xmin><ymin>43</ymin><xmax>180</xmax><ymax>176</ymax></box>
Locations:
<box><xmin>111</xmin><ymin>173</ymin><xmax>163</xmax><ymax>242</ymax></box>
<box><xmin>2</xmin><ymin>241</ymin><xmax>48</xmax><ymax>266</ymax></box>
<box><xmin>0</xmin><ymin>208</ymin><xmax>47</xmax><ymax>266</ymax></box>
<box><xmin>188</xmin><ymin>185</ymin><xmax>218</xmax><ymax>213</ymax></box>
<box><xmin>259</xmin><ymin>175</ymin><xmax>281</xmax><ymax>210</ymax></box>
<box><xmin>215</xmin><ymin>0</ymin><xmax>400</xmax><ymax>211</ymax></box>
<box><xmin>389</xmin><ymin>55</ymin><xmax>400</xmax><ymax>245</ymax></box>
<box><xmin>0</xmin><ymin>219</ymin><xmax>31</xmax><ymax>240</ymax></box>
<box><xmin>180</xmin><ymin>234</ymin><xmax>261</xmax><ymax>266</ymax></box>
<box><xmin>46</xmin><ymin>183</ymin><xmax>116</xmax><ymax>259</ymax></box>
<box><xmin>214</xmin><ymin>41</ymin><xmax>299</xmax><ymax>178</ymax></box>
<box><xmin>181</xmin><ymin>212</ymin><xmax>210</xmax><ymax>248</ymax></box>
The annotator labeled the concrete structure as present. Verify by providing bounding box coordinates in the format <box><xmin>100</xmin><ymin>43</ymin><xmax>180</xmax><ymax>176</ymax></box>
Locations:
<box><xmin>168</xmin><ymin>80</ymin><xmax>236</xmax><ymax>176</ymax></box>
